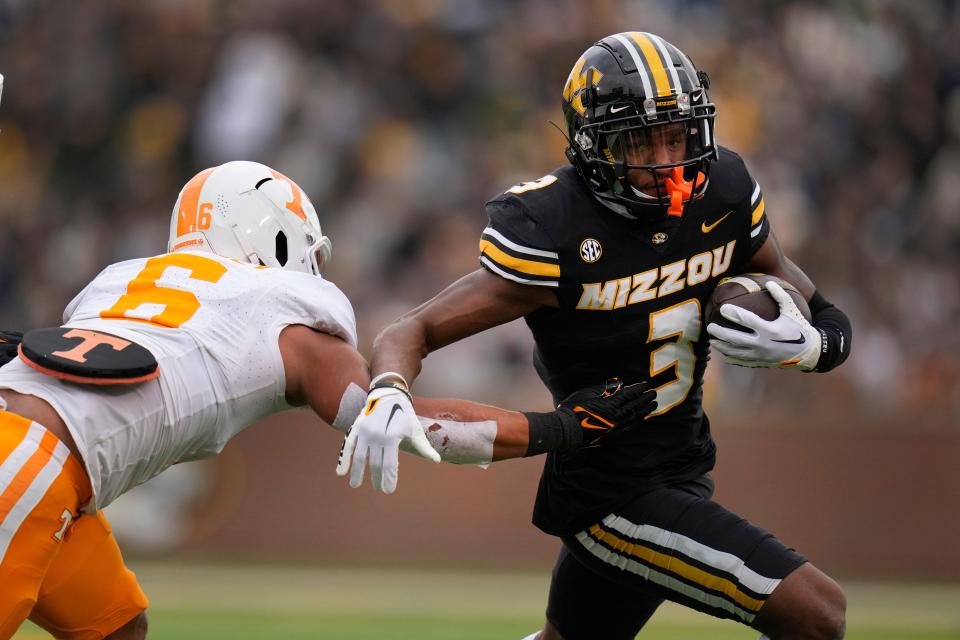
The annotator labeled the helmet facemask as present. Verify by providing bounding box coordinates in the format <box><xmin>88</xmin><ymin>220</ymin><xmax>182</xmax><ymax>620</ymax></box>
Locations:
<box><xmin>572</xmin><ymin>100</ymin><xmax>715</xmax><ymax>215</ymax></box>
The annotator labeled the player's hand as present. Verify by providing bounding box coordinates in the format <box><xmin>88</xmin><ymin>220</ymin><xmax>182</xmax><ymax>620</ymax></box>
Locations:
<box><xmin>0</xmin><ymin>330</ymin><xmax>24</xmax><ymax>367</ymax></box>
<box><xmin>558</xmin><ymin>378</ymin><xmax>658</xmax><ymax>446</ymax></box>
<box><xmin>707</xmin><ymin>281</ymin><xmax>821</xmax><ymax>371</ymax></box>
<box><xmin>336</xmin><ymin>380</ymin><xmax>440</xmax><ymax>493</ymax></box>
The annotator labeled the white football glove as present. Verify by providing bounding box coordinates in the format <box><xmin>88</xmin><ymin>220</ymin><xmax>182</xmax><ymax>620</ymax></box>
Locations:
<box><xmin>707</xmin><ymin>281</ymin><xmax>823</xmax><ymax>371</ymax></box>
<box><xmin>336</xmin><ymin>382</ymin><xmax>440</xmax><ymax>493</ymax></box>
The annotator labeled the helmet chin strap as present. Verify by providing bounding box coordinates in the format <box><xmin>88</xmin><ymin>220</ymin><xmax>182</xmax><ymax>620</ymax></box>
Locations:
<box><xmin>226</xmin><ymin>220</ymin><xmax>268</xmax><ymax>267</ymax></box>
<box><xmin>591</xmin><ymin>192</ymin><xmax>638</xmax><ymax>219</ymax></box>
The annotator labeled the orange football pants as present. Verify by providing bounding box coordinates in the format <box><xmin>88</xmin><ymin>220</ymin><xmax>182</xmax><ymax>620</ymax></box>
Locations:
<box><xmin>0</xmin><ymin>410</ymin><xmax>148</xmax><ymax>640</ymax></box>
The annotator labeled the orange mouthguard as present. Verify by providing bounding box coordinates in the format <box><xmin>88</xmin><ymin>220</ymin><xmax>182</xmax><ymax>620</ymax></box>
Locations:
<box><xmin>664</xmin><ymin>167</ymin><xmax>705</xmax><ymax>217</ymax></box>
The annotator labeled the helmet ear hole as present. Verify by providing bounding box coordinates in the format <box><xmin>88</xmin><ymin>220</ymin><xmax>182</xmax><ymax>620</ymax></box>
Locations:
<box><xmin>275</xmin><ymin>231</ymin><xmax>288</xmax><ymax>266</ymax></box>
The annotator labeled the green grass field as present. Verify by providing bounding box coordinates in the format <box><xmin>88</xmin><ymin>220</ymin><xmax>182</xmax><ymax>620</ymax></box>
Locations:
<box><xmin>13</xmin><ymin>562</ymin><xmax>960</xmax><ymax>639</ymax></box>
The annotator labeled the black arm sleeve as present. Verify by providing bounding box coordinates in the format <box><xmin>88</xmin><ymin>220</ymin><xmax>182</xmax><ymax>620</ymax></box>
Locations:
<box><xmin>808</xmin><ymin>291</ymin><xmax>851</xmax><ymax>373</ymax></box>
<box><xmin>523</xmin><ymin>409</ymin><xmax>581</xmax><ymax>456</ymax></box>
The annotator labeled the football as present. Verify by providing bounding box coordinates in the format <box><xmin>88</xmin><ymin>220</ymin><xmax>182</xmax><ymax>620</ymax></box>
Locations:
<box><xmin>704</xmin><ymin>273</ymin><xmax>811</xmax><ymax>331</ymax></box>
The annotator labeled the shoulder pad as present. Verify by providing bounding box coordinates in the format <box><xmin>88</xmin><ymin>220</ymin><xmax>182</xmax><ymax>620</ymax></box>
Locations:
<box><xmin>489</xmin><ymin>166</ymin><xmax>580</xmax><ymax>211</ymax></box>
<box><xmin>480</xmin><ymin>199</ymin><xmax>560</xmax><ymax>288</ymax></box>
<box><xmin>708</xmin><ymin>147</ymin><xmax>768</xmax><ymax>244</ymax></box>
<box><xmin>707</xmin><ymin>147</ymin><xmax>756</xmax><ymax>206</ymax></box>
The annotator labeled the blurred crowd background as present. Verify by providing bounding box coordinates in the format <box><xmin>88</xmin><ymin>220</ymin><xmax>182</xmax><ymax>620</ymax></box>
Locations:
<box><xmin>1</xmin><ymin>0</ymin><xmax>958</xmax><ymax>418</ymax></box>
<box><xmin>0</xmin><ymin>0</ymin><xmax>958</xmax><ymax>572</ymax></box>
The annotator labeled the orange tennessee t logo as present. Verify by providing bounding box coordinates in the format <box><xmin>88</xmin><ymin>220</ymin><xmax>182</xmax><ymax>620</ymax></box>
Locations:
<box><xmin>574</xmin><ymin>406</ymin><xmax>614</xmax><ymax>430</ymax></box>
<box><xmin>52</xmin><ymin>329</ymin><xmax>132</xmax><ymax>363</ymax></box>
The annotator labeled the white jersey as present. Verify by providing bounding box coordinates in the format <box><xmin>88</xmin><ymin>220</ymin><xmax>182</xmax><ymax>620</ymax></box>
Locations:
<box><xmin>0</xmin><ymin>250</ymin><xmax>356</xmax><ymax>511</ymax></box>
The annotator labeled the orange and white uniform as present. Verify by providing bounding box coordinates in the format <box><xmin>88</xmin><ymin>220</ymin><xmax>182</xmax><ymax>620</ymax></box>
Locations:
<box><xmin>0</xmin><ymin>250</ymin><xmax>356</xmax><ymax>638</ymax></box>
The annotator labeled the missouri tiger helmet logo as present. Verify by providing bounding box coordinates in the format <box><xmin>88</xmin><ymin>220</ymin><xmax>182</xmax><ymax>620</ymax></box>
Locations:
<box><xmin>580</xmin><ymin>238</ymin><xmax>603</xmax><ymax>263</ymax></box>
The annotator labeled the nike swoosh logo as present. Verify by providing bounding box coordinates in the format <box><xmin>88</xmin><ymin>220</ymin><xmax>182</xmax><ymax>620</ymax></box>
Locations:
<box><xmin>609</xmin><ymin>105</ymin><xmax>630</xmax><ymax>114</ymax></box>
<box><xmin>772</xmin><ymin>335</ymin><xmax>806</xmax><ymax>344</ymax></box>
<box><xmin>574</xmin><ymin>406</ymin><xmax>614</xmax><ymax>430</ymax></box>
<box><xmin>701</xmin><ymin>211</ymin><xmax>733</xmax><ymax>233</ymax></box>
<box><xmin>385</xmin><ymin>403</ymin><xmax>403</xmax><ymax>433</ymax></box>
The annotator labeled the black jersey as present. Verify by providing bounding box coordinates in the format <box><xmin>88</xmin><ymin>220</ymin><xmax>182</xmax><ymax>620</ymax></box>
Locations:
<box><xmin>479</xmin><ymin>148</ymin><xmax>771</xmax><ymax>535</ymax></box>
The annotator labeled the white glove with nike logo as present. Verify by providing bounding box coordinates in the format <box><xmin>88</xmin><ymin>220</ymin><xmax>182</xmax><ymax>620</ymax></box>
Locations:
<box><xmin>707</xmin><ymin>281</ymin><xmax>822</xmax><ymax>371</ymax></box>
<box><xmin>336</xmin><ymin>376</ymin><xmax>440</xmax><ymax>493</ymax></box>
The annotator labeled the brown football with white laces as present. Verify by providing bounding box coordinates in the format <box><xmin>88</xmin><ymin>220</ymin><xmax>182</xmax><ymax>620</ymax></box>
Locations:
<box><xmin>704</xmin><ymin>274</ymin><xmax>811</xmax><ymax>331</ymax></box>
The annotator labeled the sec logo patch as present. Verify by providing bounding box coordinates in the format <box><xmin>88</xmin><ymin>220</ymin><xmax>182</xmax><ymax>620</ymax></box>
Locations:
<box><xmin>579</xmin><ymin>238</ymin><xmax>602</xmax><ymax>263</ymax></box>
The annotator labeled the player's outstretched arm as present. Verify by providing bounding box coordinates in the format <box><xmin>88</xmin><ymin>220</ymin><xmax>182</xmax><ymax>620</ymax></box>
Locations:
<box><xmin>276</xmin><ymin>322</ymin><xmax>589</xmax><ymax>468</ymax></box>
<box><xmin>706</xmin><ymin>229</ymin><xmax>851</xmax><ymax>372</ymax></box>
<box><xmin>371</xmin><ymin>268</ymin><xmax>557</xmax><ymax>385</ymax></box>
<box><xmin>279</xmin><ymin>324</ymin><xmax>371</xmax><ymax>429</ymax></box>
<box><xmin>338</xmin><ymin>268</ymin><xmax>557</xmax><ymax>492</ymax></box>
<box><xmin>338</xmin><ymin>377</ymin><xmax>658</xmax><ymax>492</ymax></box>
<box><xmin>414</xmin><ymin>379</ymin><xmax>657</xmax><ymax>463</ymax></box>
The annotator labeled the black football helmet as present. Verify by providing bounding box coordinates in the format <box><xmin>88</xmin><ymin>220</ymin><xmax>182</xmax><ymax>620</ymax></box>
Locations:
<box><xmin>562</xmin><ymin>32</ymin><xmax>717</xmax><ymax>216</ymax></box>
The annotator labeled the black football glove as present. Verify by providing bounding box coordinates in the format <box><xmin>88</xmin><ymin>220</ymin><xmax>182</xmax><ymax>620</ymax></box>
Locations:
<box><xmin>524</xmin><ymin>378</ymin><xmax>658</xmax><ymax>456</ymax></box>
<box><xmin>558</xmin><ymin>378</ymin><xmax>658</xmax><ymax>446</ymax></box>
<box><xmin>0</xmin><ymin>330</ymin><xmax>24</xmax><ymax>367</ymax></box>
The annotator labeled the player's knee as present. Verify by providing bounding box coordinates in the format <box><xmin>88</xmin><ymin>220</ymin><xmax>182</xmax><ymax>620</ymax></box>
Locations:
<box><xmin>789</xmin><ymin>570</ymin><xmax>845</xmax><ymax>639</ymax></box>
<box><xmin>800</xmin><ymin>578</ymin><xmax>847</xmax><ymax>640</ymax></box>
<box><xmin>757</xmin><ymin>564</ymin><xmax>846</xmax><ymax>639</ymax></box>
<box><xmin>808</xmin><ymin>576</ymin><xmax>846</xmax><ymax>639</ymax></box>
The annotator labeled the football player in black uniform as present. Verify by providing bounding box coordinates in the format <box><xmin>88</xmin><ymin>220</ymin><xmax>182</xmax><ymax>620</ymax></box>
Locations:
<box><xmin>340</xmin><ymin>32</ymin><xmax>851</xmax><ymax>640</ymax></box>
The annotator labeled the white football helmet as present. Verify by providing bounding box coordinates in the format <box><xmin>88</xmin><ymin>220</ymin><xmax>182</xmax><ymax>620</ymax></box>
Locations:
<box><xmin>168</xmin><ymin>160</ymin><xmax>332</xmax><ymax>275</ymax></box>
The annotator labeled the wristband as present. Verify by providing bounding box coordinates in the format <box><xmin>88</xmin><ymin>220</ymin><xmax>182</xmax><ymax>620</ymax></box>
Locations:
<box><xmin>523</xmin><ymin>409</ymin><xmax>580</xmax><ymax>457</ymax></box>
<box><xmin>808</xmin><ymin>290</ymin><xmax>852</xmax><ymax>373</ymax></box>
<box><xmin>369</xmin><ymin>371</ymin><xmax>409</xmax><ymax>390</ymax></box>
<box><xmin>369</xmin><ymin>379</ymin><xmax>412</xmax><ymax>401</ymax></box>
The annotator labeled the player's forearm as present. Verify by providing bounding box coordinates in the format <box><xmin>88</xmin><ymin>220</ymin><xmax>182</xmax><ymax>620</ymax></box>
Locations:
<box><xmin>369</xmin><ymin>316</ymin><xmax>430</xmax><ymax>386</ymax></box>
<box><xmin>370</xmin><ymin>270</ymin><xmax>548</xmax><ymax>387</ymax></box>
<box><xmin>413</xmin><ymin>397</ymin><xmax>529</xmax><ymax>462</ymax></box>
<box><xmin>413</xmin><ymin>381</ymin><xmax>657</xmax><ymax>464</ymax></box>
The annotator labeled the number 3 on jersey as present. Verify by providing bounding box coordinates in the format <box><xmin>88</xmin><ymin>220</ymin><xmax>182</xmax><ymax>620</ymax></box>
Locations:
<box><xmin>648</xmin><ymin>299</ymin><xmax>701</xmax><ymax>417</ymax></box>
<box><xmin>101</xmin><ymin>253</ymin><xmax>227</xmax><ymax>328</ymax></box>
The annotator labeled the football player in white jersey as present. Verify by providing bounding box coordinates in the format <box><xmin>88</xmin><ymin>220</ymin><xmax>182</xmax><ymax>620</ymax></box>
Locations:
<box><xmin>0</xmin><ymin>161</ymin><xmax>655</xmax><ymax>639</ymax></box>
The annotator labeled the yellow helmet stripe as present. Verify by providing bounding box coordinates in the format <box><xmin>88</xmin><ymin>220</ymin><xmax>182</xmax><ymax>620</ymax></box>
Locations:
<box><xmin>479</xmin><ymin>240</ymin><xmax>560</xmax><ymax>277</ymax></box>
<box><xmin>610</xmin><ymin>33</ymin><xmax>654</xmax><ymax>99</ymax></box>
<box><xmin>629</xmin><ymin>32</ymin><xmax>673</xmax><ymax>97</ymax></box>
<box><xmin>647</xmin><ymin>33</ymin><xmax>683</xmax><ymax>93</ymax></box>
